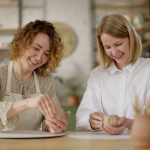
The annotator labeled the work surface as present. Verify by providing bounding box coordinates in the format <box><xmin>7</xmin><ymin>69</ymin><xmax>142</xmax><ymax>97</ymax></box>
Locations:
<box><xmin>0</xmin><ymin>131</ymin><xmax>149</xmax><ymax>150</ymax></box>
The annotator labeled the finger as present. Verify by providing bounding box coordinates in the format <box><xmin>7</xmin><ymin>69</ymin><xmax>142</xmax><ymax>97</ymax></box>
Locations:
<box><xmin>115</xmin><ymin>124</ymin><xmax>126</xmax><ymax>132</ymax></box>
<box><xmin>89</xmin><ymin>118</ymin><xmax>101</xmax><ymax>129</ymax></box>
<box><xmin>50</xmin><ymin>117</ymin><xmax>67</xmax><ymax>129</ymax></box>
<box><xmin>46</xmin><ymin>120</ymin><xmax>62</xmax><ymax>133</ymax></box>
<box><xmin>90</xmin><ymin>113</ymin><xmax>103</xmax><ymax>121</ymax></box>
<box><xmin>57</xmin><ymin>117</ymin><xmax>68</xmax><ymax>125</ymax></box>
<box><xmin>49</xmin><ymin>127</ymin><xmax>58</xmax><ymax>134</ymax></box>
<box><xmin>95</xmin><ymin>112</ymin><xmax>104</xmax><ymax>118</ymax></box>
<box><xmin>44</xmin><ymin>95</ymin><xmax>55</xmax><ymax>117</ymax></box>
<box><xmin>42</xmin><ymin>100</ymin><xmax>53</xmax><ymax>118</ymax></box>
<box><xmin>118</xmin><ymin>117</ymin><xmax>126</xmax><ymax>125</ymax></box>
<box><xmin>39</xmin><ymin>104</ymin><xmax>47</xmax><ymax>117</ymax></box>
<box><xmin>46</xmin><ymin>122</ymin><xmax>59</xmax><ymax>134</ymax></box>
<box><xmin>104</xmin><ymin>126</ymin><xmax>118</xmax><ymax>135</ymax></box>
<box><xmin>105</xmin><ymin>125</ymin><xmax>124</xmax><ymax>135</ymax></box>
<box><xmin>101</xmin><ymin>127</ymin><xmax>112</xmax><ymax>135</ymax></box>
<box><xmin>65</xmin><ymin>111</ymin><xmax>71</xmax><ymax>117</ymax></box>
<box><xmin>45</xmin><ymin>94</ymin><xmax>56</xmax><ymax>114</ymax></box>
<box><xmin>38</xmin><ymin>95</ymin><xmax>52</xmax><ymax>117</ymax></box>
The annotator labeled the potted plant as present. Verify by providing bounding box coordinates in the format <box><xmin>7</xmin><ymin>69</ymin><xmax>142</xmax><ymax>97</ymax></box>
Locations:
<box><xmin>63</xmin><ymin>78</ymin><xmax>83</xmax><ymax>106</ymax></box>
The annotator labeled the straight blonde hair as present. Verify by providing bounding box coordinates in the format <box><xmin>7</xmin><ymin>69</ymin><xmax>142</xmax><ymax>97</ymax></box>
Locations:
<box><xmin>96</xmin><ymin>14</ymin><xmax>142</xmax><ymax>70</ymax></box>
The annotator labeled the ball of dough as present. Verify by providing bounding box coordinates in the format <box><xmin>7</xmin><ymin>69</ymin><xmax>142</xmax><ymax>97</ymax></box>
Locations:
<box><xmin>46</xmin><ymin>106</ymin><xmax>66</xmax><ymax>121</ymax></box>
<box><xmin>103</xmin><ymin>115</ymin><xmax>121</xmax><ymax>127</ymax></box>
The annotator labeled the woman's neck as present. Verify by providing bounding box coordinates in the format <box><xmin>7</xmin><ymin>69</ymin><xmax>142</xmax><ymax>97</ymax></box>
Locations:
<box><xmin>13</xmin><ymin>60</ymin><xmax>33</xmax><ymax>81</ymax></box>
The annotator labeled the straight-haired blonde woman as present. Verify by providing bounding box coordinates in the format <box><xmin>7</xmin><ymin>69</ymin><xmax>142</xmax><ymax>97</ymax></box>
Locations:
<box><xmin>76</xmin><ymin>14</ymin><xmax>150</xmax><ymax>135</ymax></box>
<box><xmin>0</xmin><ymin>20</ymin><xmax>70</xmax><ymax>133</ymax></box>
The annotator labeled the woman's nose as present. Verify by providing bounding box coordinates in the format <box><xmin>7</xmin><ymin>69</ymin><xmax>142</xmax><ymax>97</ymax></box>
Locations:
<box><xmin>111</xmin><ymin>48</ymin><xmax>118</xmax><ymax>56</ymax></box>
<box><xmin>36</xmin><ymin>52</ymin><xmax>42</xmax><ymax>62</ymax></box>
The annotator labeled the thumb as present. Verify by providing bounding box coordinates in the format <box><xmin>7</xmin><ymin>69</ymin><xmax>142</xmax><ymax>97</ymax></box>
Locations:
<box><xmin>118</xmin><ymin>117</ymin><xmax>126</xmax><ymax>125</ymax></box>
<box><xmin>65</xmin><ymin>111</ymin><xmax>71</xmax><ymax>117</ymax></box>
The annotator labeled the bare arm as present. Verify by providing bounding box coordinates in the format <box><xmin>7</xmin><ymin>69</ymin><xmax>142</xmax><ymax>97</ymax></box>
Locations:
<box><xmin>7</xmin><ymin>99</ymin><xmax>28</xmax><ymax>119</ymax></box>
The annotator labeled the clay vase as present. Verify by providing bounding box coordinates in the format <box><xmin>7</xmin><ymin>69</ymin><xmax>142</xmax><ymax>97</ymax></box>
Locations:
<box><xmin>131</xmin><ymin>115</ymin><xmax>150</xmax><ymax>148</ymax></box>
<box><xmin>67</xmin><ymin>96</ymin><xmax>79</xmax><ymax>106</ymax></box>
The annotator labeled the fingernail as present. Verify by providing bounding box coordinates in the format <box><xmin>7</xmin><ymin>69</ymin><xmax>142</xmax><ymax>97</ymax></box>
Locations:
<box><xmin>51</xmin><ymin>114</ymin><xmax>54</xmax><ymax>117</ymax></box>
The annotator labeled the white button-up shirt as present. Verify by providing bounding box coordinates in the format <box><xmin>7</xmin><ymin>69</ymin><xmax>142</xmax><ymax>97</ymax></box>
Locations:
<box><xmin>76</xmin><ymin>58</ymin><xmax>150</xmax><ymax>131</ymax></box>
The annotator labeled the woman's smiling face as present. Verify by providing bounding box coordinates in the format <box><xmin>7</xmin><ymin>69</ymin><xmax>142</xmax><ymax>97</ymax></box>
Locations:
<box><xmin>100</xmin><ymin>33</ymin><xmax>130</xmax><ymax>70</ymax></box>
<box><xmin>21</xmin><ymin>32</ymin><xmax>50</xmax><ymax>72</ymax></box>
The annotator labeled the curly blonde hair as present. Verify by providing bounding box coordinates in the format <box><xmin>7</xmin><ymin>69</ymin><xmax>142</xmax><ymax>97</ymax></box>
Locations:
<box><xmin>97</xmin><ymin>14</ymin><xmax>142</xmax><ymax>70</ymax></box>
<box><xmin>9</xmin><ymin>20</ymin><xmax>63</xmax><ymax>76</ymax></box>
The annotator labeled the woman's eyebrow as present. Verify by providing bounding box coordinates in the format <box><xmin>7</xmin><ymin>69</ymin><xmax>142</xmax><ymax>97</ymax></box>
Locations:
<box><xmin>103</xmin><ymin>40</ymin><xmax>122</xmax><ymax>46</ymax></box>
<box><xmin>34</xmin><ymin>43</ymin><xmax>50</xmax><ymax>52</ymax></box>
<box><xmin>34</xmin><ymin>43</ymin><xmax>42</xmax><ymax>48</ymax></box>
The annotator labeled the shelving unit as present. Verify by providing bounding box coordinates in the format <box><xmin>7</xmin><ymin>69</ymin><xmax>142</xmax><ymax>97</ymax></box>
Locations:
<box><xmin>94</xmin><ymin>0</ymin><xmax>149</xmax><ymax>8</ymax></box>
<box><xmin>0</xmin><ymin>1</ymin><xmax>18</xmax><ymax>7</ymax></box>
<box><xmin>0</xmin><ymin>0</ymin><xmax>21</xmax><ymax>52</ymax></box>
<box><xmin>0</xmin><ymin>46</ymin><xmax>10</xmax><ymax>51</ymax></box>
<box><xmin>92</xmin><ymin>0</ymin><xmax>150</xmax><ymax>68</ymax></box>
<box><xmin>0</xmin><ymin>27</ymin><xmax>18</xmax><ymax>35</ymax></box>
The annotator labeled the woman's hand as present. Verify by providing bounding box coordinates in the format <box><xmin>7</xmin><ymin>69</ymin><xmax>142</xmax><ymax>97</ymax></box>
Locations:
<box><xmin>26</xmin><ymin>94</ymin><xmax>56</xmax><ymax>118</ymax></box>
<box><xmin>89</xmin><ymin>112</ymin><xmax>104</xmax><ymax>130</ymax></box>
<box><xmin>101</xmin><ymin>117</ymin><xmax>133</xmax><ymax>135</ymax></box>
<box><xmin>45</xmin><ymin>111</ymin><xmax>71</xmax><ymax>133</ymax></box>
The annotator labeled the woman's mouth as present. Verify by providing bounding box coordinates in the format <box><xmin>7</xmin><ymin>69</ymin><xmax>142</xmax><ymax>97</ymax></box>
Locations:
<box><xmin>114</xmin><ymin>53</ymin><xmax>124</xmax><ymax>60</ymax></box>
<box><xmin>29</xmin><ymin>58</ymin><xmax>38</xmax><ymax>65</ymax></box>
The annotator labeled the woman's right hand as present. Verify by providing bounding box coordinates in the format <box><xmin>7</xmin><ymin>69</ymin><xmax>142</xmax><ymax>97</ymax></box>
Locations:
<box><xmin>89</xmin><ymin>112</ymin><xmax>104</xmax><ymax>130</ymax></box>
<box><xmin>26</xmin><ymin>94</ymin><xmax>56</xmax><ymax>118</ymax></box>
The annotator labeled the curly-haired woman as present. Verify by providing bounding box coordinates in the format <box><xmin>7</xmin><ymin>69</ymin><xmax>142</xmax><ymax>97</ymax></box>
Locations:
<box><xmin>0</xmin><ymin>20</ymin><xmax>70</xmax><ymax>133</ymax></box>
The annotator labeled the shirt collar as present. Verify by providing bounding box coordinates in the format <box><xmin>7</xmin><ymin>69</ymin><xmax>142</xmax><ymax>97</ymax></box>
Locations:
<box><xmin>109</xmin><ymin>58</ymin><xmax>141</xmax><ymax>75</ymax></box>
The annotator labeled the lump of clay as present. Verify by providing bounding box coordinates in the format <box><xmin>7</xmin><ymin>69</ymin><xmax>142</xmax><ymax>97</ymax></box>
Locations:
<box><xmin>46</xmin><ymin>106</ymin><xmax>66</xmax><ymax>121</ymax></box>
<box><xmin>103</xmin><ymin>115</ymin><xmax>121</xmax><ymax>127</ymax></box>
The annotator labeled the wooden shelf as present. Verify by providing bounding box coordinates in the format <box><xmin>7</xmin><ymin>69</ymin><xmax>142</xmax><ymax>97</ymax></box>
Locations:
<box><xmin>0</xmin><ymin>1</ymin><xmax>18</xmax><ymax>7</ymax></box>
<box><xmin>94</xmin><ymin>0</ymin><xmax>149</xmax><ymax>8</ymax></box>
<box><xmin>135</xmin><ymin>21</ymin><xmax>150</xmax><ymax>31</ymax></box>
<box><xmin>0</xmin><ymin>46</ymin><xmax>10</xmax><ymax>50</ymax></box>
<box><xmin>0</xmin><ymin>27</ymin><xmax>18</xmax><ymax>35</ymax></box>
<box><xmin>0</xmin><ymin>27</ymin><xmax>18</xmax><ymax>31</ymax></box>
<box><xmin>142</xmin><ymin>41</ymin><xmax>150</xmax><ymax>49</ymax></box>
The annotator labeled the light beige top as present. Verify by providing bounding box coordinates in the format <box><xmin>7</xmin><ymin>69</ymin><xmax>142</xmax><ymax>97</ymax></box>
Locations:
<box><xmin>0</xmin><ymin>63</ymin><xmax>60</xmax><ymax>131</ymax></box>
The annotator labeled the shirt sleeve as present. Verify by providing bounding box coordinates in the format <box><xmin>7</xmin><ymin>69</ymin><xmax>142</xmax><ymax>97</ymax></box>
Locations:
<box><xmin>0</xmin><ymin>72</ymin><xmax>19</xmax><ymax>131</ymax></box>
<box><xmin>76</xmin><ymin>69</ymin><xmax>103</xmax><ymax>131</ymax></box>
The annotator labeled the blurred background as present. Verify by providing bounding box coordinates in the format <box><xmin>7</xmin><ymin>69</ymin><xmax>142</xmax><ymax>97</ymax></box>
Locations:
<box><xmin>0</xmin><ymin>0</ymin><xmax>150</xmax><ymax>130</ymax></box>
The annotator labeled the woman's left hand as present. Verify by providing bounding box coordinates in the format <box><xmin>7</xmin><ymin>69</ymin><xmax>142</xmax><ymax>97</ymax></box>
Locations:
<box><xmin>101</xmin><ymin>117</ymin><xmax>129</xmax><ymax>135</ymax></box>
<box><xmin>45</xmin><ymin>111</ymin><xmax>71</xmax><ymax>134</ymax></box>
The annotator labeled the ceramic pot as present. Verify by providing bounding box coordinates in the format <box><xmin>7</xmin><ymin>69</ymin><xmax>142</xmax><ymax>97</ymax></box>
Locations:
<box><xmin>131</xmin><ymin>115</ymin><xmax>150</xmax><ymax>148</ymax></box>
<box><xmin>67</xmin><ymin>96</ymin><xmax>79</xmax><ymax>106</ymax></box>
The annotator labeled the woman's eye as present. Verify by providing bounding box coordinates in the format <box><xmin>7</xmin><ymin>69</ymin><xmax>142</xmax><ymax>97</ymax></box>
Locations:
<box><xmin>45</xmin><ymin>53</ymin><xmax>49</xmax><ymax>56</ymax></box>
<box><xmin>117</xmin><ymin>43</ymin><xmax>122</xmax><ymax>46</ymax></box>
<box><xmin>34</xmin><ymin>47</ymin><xmax>39</xmax><ymax>50</ymax></box>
